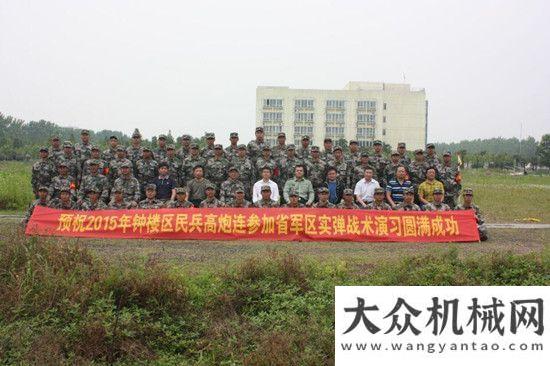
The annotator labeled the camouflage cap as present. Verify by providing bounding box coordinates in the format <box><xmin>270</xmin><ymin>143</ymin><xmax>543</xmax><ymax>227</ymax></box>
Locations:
<box><xmin>391</xmin><ymin>150</ymin><xmax>400</xmax><ymax>156</ymax></box>
<box><xmin>214</xmin><ymin>144</ymin><xmax>223</xmax><ymax>149</ymax></box>
<box><xmin>158</xmin><ymin>134</ymin><xmax>167</xmax><ymax>140</ymax></box>
<box><xmin>237</xmin><ymin>144</ymin><xmax>247</xmax><ymax>150</ymax></box>
<box><xmin>175</xmin><ymin>187</ymin><xmax>187</xmax><ymax>194</ymax></box>
<box><xmin>373</xmin><ymin>140</ymin><xmax>382</xmax><ymax>145</ymax></box>
<box><xmin>288</xmin><ymin>188</ymin><xmax>299</xmax><ymax>196</ymax></box>
<box><xmin>205</xmin><ymin>183</ymin><xmax>216</xmax><ymax>190</ymax></box>
<box><xmin>333</xmin><ymin>146</ymin><xmax>342</xmax><ymax>152</ymax></box>
<box><xmin>397</xmin><ymin>142</ymin><xmax>406</xmax><ymax>148</ymax></box>
<box><xmin>112</xmin><ymin>187</ymin><xmax>123</xmax><ymax>193</ymax></box>
<box><xmin>443</xmin><ymin>151</ymin><xmax>451</xmax><ymax>156</ymax></box>
<box><xmin>59</xmin><ymin>186</ymin><xmax>71</xmax><ymax>193</ymax></box>
<box><xmin>317</xmin><ymin>187</ymin><xmax>329</xmax><ymax>194</ymax></box>
<box><xmin>121</xmin><ymin>161</ymin><xmax>132</xmax><ymax>168</ymax></box>
<box><xmin>230</xmin><ymin>132</ymin><xmax>239</xmax><ymax>138</ymax></box>
<box><xmin>301</xmin><ymin>135</ymin><xmax>310</xmax><ymax>140</ymax></box>
<box><xmin>190</xmin><ymin>143</ymin><xmax>199</xmax><ymax>149</ymax></box>
<box><xmin>277</xmin><ymin>132</ymin><xmax>286</xmax><ymax>138</ymax></box>
<box><xmin>414</xmin><ymin>149</ymin><xmax>424</xmax><ymax>154</ymax></box>
<box><xmin>109</xmin><ymin>135</ymin><xmax>118</xmax><ymax>140</ymax></box>
<box><xmin>116</xmin><ymin>146</ymin><xmax>126</xmax><ymax>152</ymax></box>
<box><xmin>433</xmin><ymin>188</ymin><xmax>443</xmax><ymax>194</ymax></box>
<box><xmin>205</xmin><ymin>132</ymin><xmax>215</xmax><ymax>139</ymax></box>
<box><xmin>310</xmin><ymin>146</ymin><xmax>320</xmax><ymax>152</ymax></box>
<box><xmin>463</xmin><ymin>188</ymin><xmax>474</xmax><ymax>195</ymax></box>
<box><xmin>166</xmin><ymin>144</ymin><xmax>175</xmax><ymax>150</ymax></box>
<box><xmin>142</xmin><ymin>147</ymin><xmax>152</xmax><ymax>152</ymax></box>
<box><xmin>63</xmin><ymin>141</ymin><xmax>73</xmax><ymax>148</ymax></box>
<box><xmin>145</xmin><ymin>183</ymin><xmax>157</xmax><ymax>191</ymax></box>
<box><xmin>426</xmin><ymin>143</ymin><xmax>435</xmax><ymax>149</ymax></box>
<box><xmin>324</xmin><ymin>137</ymin><xmax>333</xmax><ymax>142</ymax></box>
<box><xmin>38</xmin><ymin>186</ymin><xmax>49</xmax><ymax>191</ymax></box>
<box><xmin>343</xmin><ymin>188</ymin><xmax>354</xmax><ymax>195</ymax></box>
<box><xmin>228</xmin><ymin>166</ymin><xmax>238</xmax><ymax>172</ymax></box>
<box><xmin>57</xmin><ymin>160</ymin><xmax>68</xmax><ymax>167</ymax></box>
<box><xmin>91</xmin><ymin>145</ymin><xmax>100</xmax><ymax>151</ymax></box>
<box><xmin>132</xmin><ymin>129</ymin><xmax>141</xmax><ymax>138</ymax></box>
<box><xmin>51</xmin><ymin>136</ymin><xmax>60</xmax><ymax>141</ymax></box>
<box><xmin>87</xmin><ymin>187</ymin><xmax>100</xmax><ymax>193</ymax></box>
<box><xmin>262</xmin><ymin>145</ymin><xmax>271</xmax><ymax>151</ymax></box>
<box><xmin>255</xmin><ymin>127</ymin><xmax>264</xmax><ymax>132</ymax></box>
<box><xmin>360</xmin><ymin>152</ymin><xmax>369</xmax><ymax>158</ymax></box>
<box><xmin>374</xmin><ymin>187</ymin><xmax>385</xmax><ymax>194</ymax></box>
<box><xmin>349</xmin><ymin>140</ymin><xmax>358</xmax><ymax>145</ymax></box>
<box><xmin>88</xmin><ymin>159</ymin><xmax>100</xmax><ymax>165</ymax></box>
<box><xmin>81</xmin><ymin>129</ymin><xmax>90</xmax><ymax>135</ymax></box>
<box><xmin>39</xmin><ymin>146</ymin><xmax>49</xmax><ymax>152</ymax></box>
<box><xmin>286</xmin><ymin>144</ymin><xmax>296</xmax><ymax>150</ymax></box>
<box><xmin>404</xmin><ymin>187</ymin><xmax>415</xmax><ymax>194</ymax></box>
<box><xmin>234</xmin><ymin>188</ymin><xmax>245</xmax><ymax>194</ymax></box>
<box><xmin>181</xmin><ymin>134</ymin><xmax>191</xmax><ymax>140</ymax></box>
<box><xmin>260</xmin><ymin>184</ymin><xmax>271</xmax><ymax>192</ymax></box>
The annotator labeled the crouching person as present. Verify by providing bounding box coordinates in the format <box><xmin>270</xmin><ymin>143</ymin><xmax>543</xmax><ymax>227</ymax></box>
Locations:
<box><xmin>455</xmin><ymin>188</ymin><xmax>488</xmax><ymax>241</ymax></box>
<box><xmin>22</xmin><ymin>186</ymin><xmax>50</xmax><ymax>226</ymax></box>
<box><xmin>77</xmin><ymin>187</ymin><xmax>108</xmax><ymax>210</ymax></box>
<box><xmin>108</xmin><ymin>187</ymin><xmax>137</xmax><ymax>209</ymax></box>
<box><xmin>139</xmin><ymin>184</ymin><xmax>165</xmax><ymax>209</ymax></box>
<box><xmin>166</xmin><ymin>188</ymin><xmax>194</xmax><ymax>208</ymax></box>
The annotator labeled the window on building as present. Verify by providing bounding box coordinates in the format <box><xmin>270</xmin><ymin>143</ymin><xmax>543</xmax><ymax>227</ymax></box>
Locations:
<box><xmin>357</xmin><ymin>100</ymin><xmax>376</xmax><ymax>110</ymax></box>
<box><xmin>357</xmin><ymin>128</ymin><xmax>375</xmax><ymax>138</ymax></box>
<box><xmin>358</xmin><ymin>140</ymin><xmax>374</xmax><ymax>148</ymax></box>
<box><xmin>326</xmin><ymin>100</ymin><xmax>345</xmax><ymax>109</ymax></box>
<box><xmin>383</xmin><ymin>102</ymin><xmax>387</xmax><ymax>110</ymax></box>
<box><xmin>263</xmin><ymin>99</ymin><xmax>283</xmax><ymax>108</ymax></box>
<box><xmin>383</xmin><ymin>116</ymin><xmax>386</xmax><ymax>123</ymax></box>
<box><xmin>325</xmin><ymin>126</ymin><xmax>345</xmax><ymax>136</ymax></box>
<box><xmin>382</xmin><ymin>128</ymin><xmax>386</xmax><ymax>136</ymax></box>
<box><xmin>295</xmin><ymin>99</ymin><xmax>314</xmax><ymax>109</ymax></box>
<box><xmin>262</xmin><ymin>125</ymin><xmax>283</xmax><ymax>134</ymax></box>
<box><xmin>263</xmin><ymin>112</ymin><xmax>283</xmax><ymax>122</ymax></box>
<box><xmin>294</xmin><ymin>112</ymin><xmax>314</xmax><ymax>122</ymax></box>
<box><xmin>294</xmin><ymin>125</ymin><xmax>314</xmax><ymax>136</ymax></box>
<box><xmin>357</xmin><ymin>114</ymin><xmax>376</xmax><ymax>123</ymax></box>
<box><xmin>326</xmin><ymin>112</ymin><xmax>345</xmax><ymax>123</ymax></box>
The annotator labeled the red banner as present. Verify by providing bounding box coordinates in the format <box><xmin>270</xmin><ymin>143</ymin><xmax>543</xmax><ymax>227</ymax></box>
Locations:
<box><xmin>25</xmin><ymin>206</ymin><xmax>480</xmax><ymax>242</ymax></box>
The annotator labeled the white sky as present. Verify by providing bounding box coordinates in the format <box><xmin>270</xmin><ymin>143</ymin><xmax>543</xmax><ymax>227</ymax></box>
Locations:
<box><xmin>1</xmin><ymin>0</ymin><xmax>549</xmax><ymax>142</ymax></box>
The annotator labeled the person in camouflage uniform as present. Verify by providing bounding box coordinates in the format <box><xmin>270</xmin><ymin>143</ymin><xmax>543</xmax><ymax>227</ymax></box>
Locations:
<box><xmin>162</xmin><ymin>144</ymin><xmax>182</xmax><ymax>185</ymax></box>
<box><xmin>423</xmin><ymin>188</ymin><xmax>451</xmax><ymax>211</ymax></box>
<box><xmin>408</xmin><ymin>149</ymin><xmax>429</xmax><ymax>191</ymax></box>
<box><xmin>225</xmin><ymin>132</ymin><xmax>240</xmax><ymax>161</ymax></box>
<box><xmin>78</xmin><ymin>160</ymin><xmax>109</xmax><ymax>203</ymax></box>
<box><xmin>247</xmin><ymin>127</ymin><xmax>268</xmax><ymax>164</ymax></box>
<box><xmin>108</xmin><ymin>188</ymin><xmax>136</xmax><ymax>209</ymax></box>
<box><xmin>80</xmin><ymin>146</ymin><xmax>108</xmax><ymax>182</ymax></box>
<box><xmin>49</xmin><ymin>136</ymin><xmax>64</xmax><ymax>163</ymax></box>
<box><xmin>255</xmin><ymin>146</ymin><xmax>279</xmax><ymax>186</ymax></box>
<box><xmin>206</xmin><ymin>144</ymin><xmax>230</xmax><ymax>190</ymax></box>
<box><xmin>271</xmin><ymin>132</ymin><xmax>287</xmax><ymax>161</ymax></box>
<box><xmin>397</xmin><ymin>142</ymin><xmax>411</xmax><ymax>167</ymax></box>
<box><xmin>425</xmin><ymin>143</ymin><xmax>442</xmax><ymax>173</ymax></box>
<box><xmin>321</xmin><ymin>138</ymin><xmax>334</xmax><ymax>162</ymax></box>
<box><xmin>22</xmin><ymin>186</ymin><xmax>50</xmax><ymax>226</ymax></box>
<box><xmin>254</xmin><ymin>185</ymin><xmax>279</xmax><ymax>208</ymax></box>
<box><xmin>102</xmin><ymin>135</ymin><xmax>119</xmax><ymax>162</ymax></box>
<box><xmin>295</xmin><ymin>135</ymin><xmax>311</xmax><ymax>160</ymax></box>
<box><xmin>327</xmin><ymin>146</ymin><xmax>351</xmax><ymax>188</ymax></box>
<box><xmin>394</xmin><ymin>187</ymin><xmax>421</xmax><ymax>211</ymax></box>
<box><xmin>139</xmin><ymin>184</ymin><xmax>165</xmax><ymax>209</ymax></box>
<box><xmin>337</xmin><ymin>189</ymin><xmax>360</xmax><ymax>209</ymax></box>
<box><xmin>49</xmin><ymin>161</ymin><xmax>76</xmax><ymax>200</ymax></box>
<box><xmin>440</xmin><ymin>151</ymin><xmax>461</xmax><ymax>209</ymax></box>
<box><xmin>111</xmin><ymin>162</ymin><xmax>141</xmax><ymax>204</ymax></box>
<box><xmin>228</xmin><ymin>188</ymin><xmax>251</xmax><ymax>208</ymax></box>
<box><xmin>135</xmin><ymin>147</ymin><xmax>159</xmax><ymax>193</ymax></box>
<box><xmin>177</xmin><ymin>134</ymin><xmax>192</xmax><ymax>160</ymax></box>
<box><xmin>78</xmin><ymin>187</ymin><xmax>108</xmax><ymax>210</ymax></box>
<box><xmin>313</xmin><ymin>187</ymin><xmax>336</xmax><ymax>208</ymax></box>
<box><xmin>181</xmin><ymin>143</ymin><xmax>207</xmax><ymax>185</ymax></box>
<box><xmin>346</xmin><ymin>140</ymin><xmax>361</xmax><ymax>167</ymax></box>
<box><xmin>166</xmin><ymin>187</ymin><xmax>194</xmax><ymax>208</ymax></box>
<box><xmin>220</xmin><ymin>167</ymin><xmax>245</xmax><ymax>204</ymax></box>
<box><xmin>31</xmin><ymin>147</ymin><xmax>56</xmax><ymax>197</ymax></box>
<box><xmin>201</xmin><ymin>133</ymin><xmax>216</xmax><ymax>159</ymax></box>
<box><xmin>200</xmin><ymin>183</ymin><xmax>225</xmax><ymax>208</ymax></box>
<box><xmin>186</xmin><ymin>165</ymin><xmax>212</xmax><ymax>207</ymax></box>
<box><xmin>48</xmin><ymin>187</ymin><xmax>76</xmax><ymax>209</ymax></box>
<box><xmin>127</xmin><ymin>129</ymin><xmax>144</xmax><ymax>166</ymax></box>
<box><xmin>365</xmin><ymin>187</ymin><xmax>392</xmax><ymax>210</ymax></box>
<box><xmin>278</xmin><ymin>144</ymin><xmax>303</xmax><ymax>191</ymax></box>
<box><xmin>283</xmin><ymin>189</ymin><xmax>305</xmax><ymax>208</ymax></box>
<box><xmin>232</xmin><ymin>144</ymin><xmax>255</xmax><ymax>199</ymax></box>
<box><xmin>154</xmin><ymin>134</ymin><xmax>168</xmax><ymax>161</ymax></box>
<box><xmin>60</xmin><ymin>141</ymin><xmax>80</xmax><ymax>182</ymax></box>
<box><xmin>304</xmin><ymin>146</ymin><xmax>327</xmax><ymax>190</ymax></box>
<box><xmin>454</xmin><ymin>188</ymin><xmax>488</xmax><ymax>241</ymax></box>
<box><xmin>382</xmin><ymin>151</ymin><xmax>403</xmax><ymax>186</ymax></box>
<box><xmin>352</xmin><ymin>152</ymin><xmax>377</xmax><ymax>188</ymax></box>
<box><xmin>74</xmin><ymin>129</ymin><xmax>93</xmax><ymax>167</ymax></box>
<box><xmin>370</xmin><ymin>140</ymin><xmax>388</xmax><ymax>186</ymax></box>
<box><xmin>108</xmin><ymin>146</ymin><xmax>134</xmax><ymax>184</ymax></box>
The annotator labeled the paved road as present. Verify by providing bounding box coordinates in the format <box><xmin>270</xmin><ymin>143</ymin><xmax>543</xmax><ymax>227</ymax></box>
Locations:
<box><xmin>1</xmin><ymin>214</ymin><xmax>548</xmax><ymax>229</ymax></box>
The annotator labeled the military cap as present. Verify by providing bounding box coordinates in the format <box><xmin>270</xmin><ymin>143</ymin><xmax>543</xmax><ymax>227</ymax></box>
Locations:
<box><xmin>237</xmin><ymin>144</ymin><xmax>247</xmax><ymax>150</ymax></box>
<box><xmin>158</xmin><ymin>162</ymin><xmax>169</xmax><ymax>168</ymax></box>
<box><xmin>51</xmin><ymin>136</ymin><xmax>60</xmax><ymax>141</ymax></box>
<box><xmin>349</xmin><ymin>140</ymin><xmax>358</xmax><ymax>145</ymax></box>
<box><xmin>333</xmin><ymin>146</ymin><xmax>342</xmax><ymax>152</ymax></box>
<box><xmin>116</xmin><ymin>146</ymin><xmax>126</xmax><ymax>152</ymax></box>
<box><xmin>317</xmin><ymin>187</ymin><xmax>329</xmax><ymax>194</ymax></box>
<box><xmin>343</xmin><ymin>188</ymin><xmax>354</xmax><ymax>195</ymax></box>
<box><xmin>255</xmin><ymin>127</ymin><xmax>264</xmax><ymax>132</ymax></box>
<box><xmin>262</xmin><ymin>145</ymin><xmax>271</xmax><ymax>151</ymax></box>
<box><xmin>373</xmin><ymin>140</ymin><xmax>382</xmax><ymax>145</ymax></box>
<box><xmin>277</xmin><ymin>132</ymin><xmax>286</xmax><ymax>138</ymax></box>
<box><xmin>286</xmin><ymin>144</ymin><xmax>296</xmax><ymax>150</ymax></box>
<box><xmin>443</xmin><ymin>151</ymin><xmax>451</xmax><ymax>156</ymax></box>
<box><xmin>91</xmin><ymin>145</ymin><xmax>100</xmax><ymax>151</ymax></box>
<box><xmin>87</xmin><ymin>187</ymin><xmax>100</xmax><ymax>194</ymax></box>
<box><xmin>288</xmin><ymin>188</ymin><xmax>299</xmax><ymax>196</ymax></box>
<box><xmin>109</xmin><ymin>135</ymin><xmax>118</xmax><ymax>140</ymax></box>
<box><xmin>175</xmin><ymin>187</ymin><xmax>187</xmax><ymax>194</ymax></box>
<box><xmin>301</xmin><ymin>135</ymin><xmax>310</xmax><ymax>140</ymax></box>
<box><xmin>433</xmin><ymin>188</ymin><xmax>443</xmax><ymax>194</ymax></box>
<box><xmin>190</xmin><ymin>143</ymin><xmax>199</xmax><ymax>149</ymax></box>
<box><xmin>57</xmin><ymin>160</ymin><xmax>68</xmax><ymax>167</ymax></box>
<box><xmin>81</xmin><ymin>129</ymin><xmax>90</xmax><ymax>135</ymax></box>
<box><xmin>463</xmin><ymin>188</ymin><xmax>474</xmax><ymax>196</ymax></box>
<box><xmin>260</xmin><ymin>184</ymin><xmax>271</xmax><ymax>191</ymax></box>
<box><xmin>205</xmin><ymin>133</ymin><xmax>215</xmax><ymax>139</ymax></box>
<box><xmin>38</xmin><ymin>186</ymin><xmax>49</xmax><ymax>192</ymax></box>
<box><xmin>112</xmin><ymin>187</ymin><xmax>123</xmax><ymax>193</ymax></box>
<box><xmin>374</xmin><ymin>187</ymin><xmax>385</xmax><ymax>194</ymax></box>
<box><xmin>404</xmin><ymin>187</ymin><xmax>415</xmax><ymax>194</ymax></box>
<box><xmin>132</xmin><ymin>129</ymin><xmax>141</xmax><ymax>138</ymax></box>
<box><xmin>181</xmin><ymin>134</ymin><xmax>191</xmax><ymax>140</ymax></box>
<box><xmin>414</xmin><ymin>149</ymin><xmax>424</xmax><ymax>154</ymax></box>
<box><xmin>426</xmin><ymin>143</ymin><xmax>435</xmax><ymax>149</ymax></box>
<box><xmin>214</xmin><ymin>144</ymin><xmax>223</xmax><ymax>149</ymax></box>
<box><xmin>310</xmin><ymin>146</ymin><xmax>320</xmax><ymax>152</ymax></box>
<box><xmin>234</xmin><ymin>188</ymin><xmax>245</xmax><ymax>194</ymax></box>
<box><xmin>142</xmin><ymin>147</ymin><xmax>152</xmax><ymax>152</ymax></box>
<box><xmin>88</xmin><ymin>159</ymin><xmax>100</xmax><ymax>165</ymax></box>
<box><xmin>120</xmin><ymin>161</ymin><xmax>132</xmax><ymax>168</ymax></box>
<box><xmin>228</xmin><ymin>166</ymin><xmax>238</xmax><ymax>172</ymax></box>
<box><xmin>59</xmin><ymin>187</ymin><xmax>71</xmax><ymax>193</ymax></box>
<box><xmin>391</xmin><ymin>150</ymin><xmax>400</xmax><ymax>156</ymax></box>
<box><xmin>145</xmin><ymin>183</ymin><xmax>157</xmax><ymax>191</ymax></box>
<box><xmin>324</xmin><ymin>137</ymin><xmax>333</xmax><ymax>142</ymax></box>
<box><xmin>397</xmin><ymin>142</ymin><xmax>406</xmax><ymax>148</ymax></box>
<box><xmin>205</xmin><ymin>183</ymin><xmax>216</xmax><ymax>190</ymax></box>
<box><xmin>230</xmin><ymin>132</ymin><xmax>239</xmax><ymax>138</ymax></box>
<box><xmin>166</xmin><ymin>144</ymin><xmax>175</xmax><ymax>150</ymax></box>
<box><xmin>39</xmin><ymin>146</ymin><xmax>49</xmax><ymax>152</ymax></box>
<box><xmin>63</xmin><ymin>141</ymin><xmax>73</xmax><ymax>148</ymax></box>
<box><xmin>360</xmin><ymin>152</ymin><xmax>369</xmax><ymax>158</ymax></box>
<box><xmin>158</xmin><ymin>134</ymin><xmax>167</xmax><ymax>140</ymax></box>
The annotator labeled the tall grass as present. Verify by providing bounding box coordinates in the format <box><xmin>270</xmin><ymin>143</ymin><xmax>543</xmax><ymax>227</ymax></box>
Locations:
<box><xmin>0</xmin><ymin>230</ymin><xmax>548</xmax><ymax>364</ymax></box>
<box><xmin>0</xmin><ymin>161</ymin><xmax>33</xmax><ymax>211</ymax></box>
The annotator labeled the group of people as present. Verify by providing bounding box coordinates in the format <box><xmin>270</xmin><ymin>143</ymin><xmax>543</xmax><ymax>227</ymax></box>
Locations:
<box><xmin>26</xmin><ymin>127</ymin><xmax>487</xmax><ymax>240</ymax></box>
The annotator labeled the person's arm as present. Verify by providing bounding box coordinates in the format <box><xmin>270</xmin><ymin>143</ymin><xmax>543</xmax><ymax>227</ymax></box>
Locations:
<box><xmin>305</xmin><ymin>181</ymin><xmax>314</xmax><ymax>206</ymax></box>
<box><xmin>418</xmin><ymin>184</ymin><xmax>429</xmax><ymax>205</ymax></box>
<box><xmin>272</xmin><ymin>182</ymin><xmax>280</xmax><ymax>202</ymax></box>
<box><xmin>386</xmin><ymin>189</ymin><xmax>396</xmax><ymax>208</ymax></box>
<box><xmin>283</xmin><ymin>180</ymin><xmax>291</xmax><ymax>203</ymax></box>
<box><xmin>252</xmin><ymin>182</ymin><xmax>260</xmax><ymax>203</ymax></box>
<box><xmin>354</xmin><ymin>182</ymin><xmax>367</xmax><ymax>207</ymax></box>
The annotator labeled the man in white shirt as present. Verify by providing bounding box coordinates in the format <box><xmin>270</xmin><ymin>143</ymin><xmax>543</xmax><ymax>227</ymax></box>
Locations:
<box><xmin>252</xmin><ymin>167</ymin><xmax>280</xmax><ymax>203</ymax></box>
<box><xmin>354</xmin><ymin>167</ymin><xmax>380</xmax><ymax>208</ymax></box>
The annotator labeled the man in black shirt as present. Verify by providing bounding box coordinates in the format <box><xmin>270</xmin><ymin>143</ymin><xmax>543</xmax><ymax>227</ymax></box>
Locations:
<box><xmin>153</xmin><ymin>162</ymin><xmax>176</xmax><ymax>201</ymax></box>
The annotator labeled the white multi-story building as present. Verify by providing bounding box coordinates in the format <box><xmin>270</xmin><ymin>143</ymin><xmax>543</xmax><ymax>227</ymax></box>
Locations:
<box><xmin>256</xmin><ymin>82</ymin><xmax>428</xmax><ymax>150</ymax></box>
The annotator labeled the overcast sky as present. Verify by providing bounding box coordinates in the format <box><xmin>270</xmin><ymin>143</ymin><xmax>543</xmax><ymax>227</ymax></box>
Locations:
<box><xmin>1</xmin><ymin>0</ymin><xmax>549</xmax><ymax>143</ymax></box>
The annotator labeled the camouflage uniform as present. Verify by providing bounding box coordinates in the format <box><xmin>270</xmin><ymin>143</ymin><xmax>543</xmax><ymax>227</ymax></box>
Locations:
<box><xmin>346</xmin><ymin>146</ymin><xmax>361</xmax><ymax>167</ymax></box>
<box><xmin>278</xmin><ymin>152</ymin><xmax>303</xmax><ymax>189</ymax></box>
<box><xmin>247</xmin><ymin>136</ymin><xmax>268</xmax><ymax>164</ymax></box>
<box><xmin>109</xmin><ymin>157</ymin><xmax>134</xmax><ymax>184</ymax></box>
<box><xmin>408</xmin><ymin>160</ymin><xmax>428</xmax><ymax>189</ymax></box>
<box><xmin>166</xmin><ymin>199</ymin><xmax>194</xmax><ymax>208</ymax></box>
<box><xmin>74</xmin><ymin>140</ymin><xmax>93</xmax><ymax>166</ymax></box>
<box><xmin>232</xmin><ymin>152</ymin><xmax>255</xmax><ymax>197</ymax></box>
<box><xmin>49</xmin><ymin>146</ymin><xmax>64</xmax><ymax>163</ymax></box>
<box><xmin>186</xmin><ymin>178</ymin><xmax>212</xmax><ymax>204</ymax></box>
<box><xmin>138</xmin><ymin>198</ymin><xmax>165</xmax><ymax>209</ymax></box>
<box><xmin>395</xmin><ymin>202</ymin><xmax>421</xmax><ymax>211</ymax></box>
<box><xmin>108</xmin><ymin>199</ymin><xmax>134</xmax><ymax>210</ymax></box>
<box><xmin>425</xmin><ymin>144</ymin><xmax>442</xmax><ymax>172</ymax></box>
<box><xmin>102</xmin><ymin>146</ymin><xmax>118</xmax><ymax>163</ymax></box>
<box><xmin>365</xmin><ymin>201</ymin><xmax>392</xmax><ymax>210</ymax></box>
<box><xmin>78</xmin><ymin>199</ymin><xmax>108</xmax><ymax>211</ymax></box>
<box><xmin>255</xmin><ymin>155</ymin><xmax>279</xmax><ymax>185</ymax></box>
<box><xmin>399</xmin><ymin>154</ymin><xmax>411</xmax><ymax>167</ymax></box>
<box><xmin>59</xmin><ymin>154</ymin><xmax>80</xmax><ymax>183</ymax></box>
<box><xmin>304</xmin><ymin>152</ymin><xmax>327</xmax><ymax>190</ymax></box>
<box><xmin>112</xmin><ymin>175</ymin><xmax>141</xmax><ymax>203</ymax></box>
<box><xmin>283</xmin><ymin>201</ymin><xmax>305</xmax><ymax>208</ymax></box>
<box><xmin>254</xmin><ymin>198</ymin><xmax>279</xmax><ymax>208</ymax></box>
<box><xmin>181</xmin><ymin>154</ymin><xmax>206</xmax><ymax>185</ymax></box>
<box><xmin>162</xmin><ymin>154</ymin><xmax>182</xmax><ymax>185</ymax></box>
<box><xmin>370</xmin><ymin>154</ymin><xmax>388</xmax><ymax>186</ymax></box>
<box><xmin>81</xmin><ymin>157</ymin><xmax>109</xmax><ymax>179</ymax></box>
<box><xmin>440</xmin><ymin>157</ymin><xmax>461</xmax><ymax>209</ymax></box>
<box><xmin>23</xmin><ymin>197</ymin><xmax>49</xmax><ymax>225</ymax></box>
<box><xmin>135</xmin><ymin>157</ymin><xmax>159</xmax><ymax>189</ymax></box>
<box><xmin>127</xmin><ymin>145</ymin><xmax>144</xmax><ymax>166</ymax></box>
<box><xmin>177</xmin><ymin>135</ymin><xmax>192</xmax><ymax>160</ymax></box>
<box><xmin>321</xmin><ymin>148</ymin><xmax>334</xmax><ymax>162</ymax></box>
<box><xmin>220</xmin><ymin>178</ymin><xmax>245</xmax><ymax>204</ymax></box>
<box><xmin>272</xmin><ymin>143</ymin><xmax>288</xmax><ymax>161</ymax></box>
<box><xmin>455</xmin><ymin>188</ymin><xmax>488</xmax><ymax>241</ymax></box>
<box><xmin>78</xmin><ymin>170</ymin><xmax>109</xmax><ymax>201</ymax></box>
<box><xmin>48</xmin><ymin>198</ymin><xmax>76</xmax><ymax>210</ymax></box>
<box><xmin>201</xmin><ymin>133</ymin><xmax>216</xmax><ymax>159</ymax></box>
<box><xmin>50</xmin><ymin>174</ymin><xmax>76</xmax><ymax>200</ymax></box>
<box><xmin>206</xmin><ymin>153</ymin><xmax>230</xmax><ymax>189</ymax></box>
<box><xmin>31</xmin><ymin>155</ymin><xmax>56</xmax><ymax>196</ymax></box>
<box><xmin>337</xmin><ymin>201</ymin><xmax>359</xmax><ymax>209</ymax></box>
<box><xmin>423</xmin><ymin>202</ymin><xmax>451</xmax><ymax>211</ymax></box>
<box><xmin>225</xmin><ymin>143</ymin><xmax>240</xmax><ymax>162</ymax></box>
<box><xmin>295</xmin><ymin>145</ymin><xmax>311</xmax><ymax>161</ymax></box>
<box><xmin>382</xmin><ymin>162</ymin><xmax>402</xmax><ymax>187</ymax></box>
<box><xmin>228</xmin><ymin>199</ymin><xmax>251</xmax><ymax>208</ymax></box>
<box><xmin>200</xmin><ymin>197</ymin><xmax>225</xmax><ymax>208</ymax></box>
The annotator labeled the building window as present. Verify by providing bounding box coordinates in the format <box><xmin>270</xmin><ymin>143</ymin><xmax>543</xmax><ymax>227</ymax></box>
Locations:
<box><xmin>263</xmin><ymin>112</ymin><xmax>282</xmax><ymax>122</ymax></box>
<box><xmin>382</xmin><ymin>128</ymin><xmax>386</xmax><ymax>136</ymax></box>
<box><xmin>383</xmin><ymin>116</ymin><xmax>386</xmax><ymax>123</ymax></box>
<box><xmin>357</xmin><ymin>114</ymin><xmax>376</xmax><ymax>123</ymax></box>
<box><xmin>357</xmin><ymin>128</ymin><xmax>375</xmax><ymax>138</ymax></box>
<box><xmin>326</xmin><ymin>112</ymin><xmax>345</xmax><ymax>123</ymax></box>
<box><xmin>295</xmin><ymin>112</ymin><xmax>314</xmax><ymax>122</ymax></box>
<box><xmin>357</xmin><ymin>100</ymin><xmax>376</xmax><ymax>110</ymax></box>
<box><xmin>326</xmin><ymin>100</ymin><xmax>345</xmax><ymax>109</ymax></box>
<box><xmin>358</xmin><ymin>140</ymin><xmax>374</xmax><ymax>148</ymax></box>
<box><xmin>294</xmin><ymin>125</ymin><xmax>313</xmax><ymax>136</ymax></box>
<box><xmin>262</xmin><ymin>125</ymin><xmax>283</xmax><ymax>134</ymax></box>
<box><xmin>295</xmin><ymin>99</ymin><xmax>314</xmax><ymax>109</ymax></box>
<box><xmin>383</xmin><ymin>102</ymin><xmax>387</xmax><ymax>110</ymax></box>
<box><xmin>325</xmin><ymin>126</ymin><xmax>345</xmax><ymax>136</ymax></box>
<box><xmin>263</xmin><ymin>99</ymin><xmax>283</xmax><ymax>108</ymax></box>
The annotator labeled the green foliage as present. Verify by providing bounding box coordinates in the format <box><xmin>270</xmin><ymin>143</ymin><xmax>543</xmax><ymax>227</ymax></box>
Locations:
<box><xmin>538</xmin><ymin>134</ymin><xmax>550</xmax><ymax>167</ymax></box>
<box><xmin>0</xmin><ymin>230</ymin><xmax>548</xmax><ymax>364</ymax></box>
<box><xmin>0</xmin><ymin>161</ymin><xmax>33</xmax><ymax>210</ymax></box>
